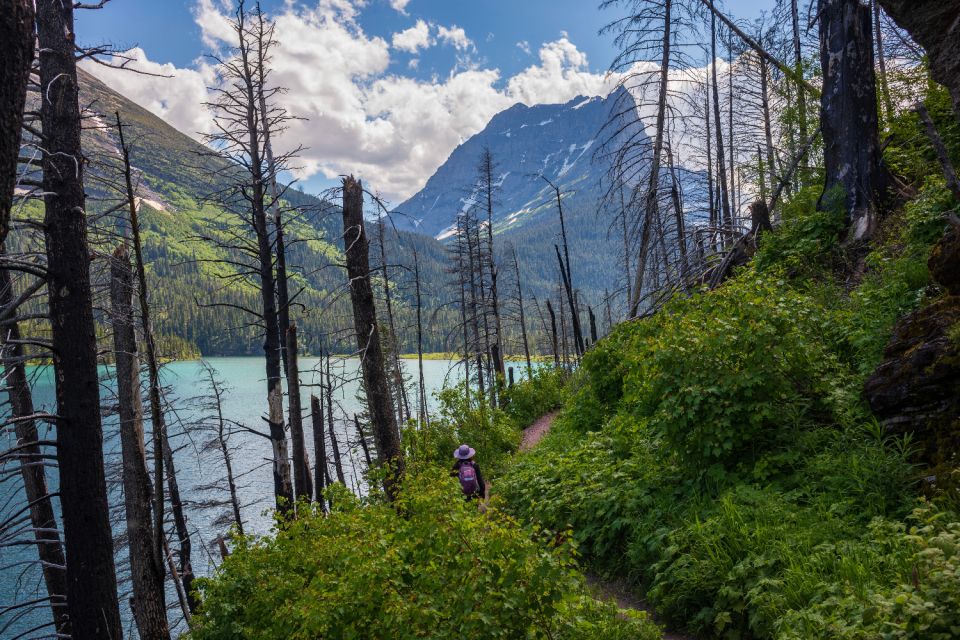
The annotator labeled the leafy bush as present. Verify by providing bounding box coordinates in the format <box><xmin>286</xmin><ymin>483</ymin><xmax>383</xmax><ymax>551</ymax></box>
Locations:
<box><xmin>188</xmin><ymin>471</ymin><xmax>660</xmax><ymax>640</ymax></box>
<box><xmin>500</xmin><ymin>365</ymin><xmax>566</xmax><ymax>428</ymax></box>
<box><xmin>404</xmin><ymin>386</ymin><xmax>520</xmax><ymax>476</ymax></box>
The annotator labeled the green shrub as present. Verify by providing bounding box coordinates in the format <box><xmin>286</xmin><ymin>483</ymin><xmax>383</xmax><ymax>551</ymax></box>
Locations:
<box><xmin>500</xmin><ymin>365</ymin><xmax>567</xmax><ymax>427</ymax></box>
<box><xmin>189</xmin><ymin>471</ymin><xmax>660</xmax><ymax>640</ymax></box>
<box><xmin>405</xmin><ymin>386</ymin><xmax>520</xmax><ymax>475</ymax></box>
<box><xmin>611</xmin><ymin>275</ymin><xmax>851</xmax><ymax>474</ymax></box>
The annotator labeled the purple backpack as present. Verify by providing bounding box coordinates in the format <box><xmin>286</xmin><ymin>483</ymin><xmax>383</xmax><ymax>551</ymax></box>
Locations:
<box><xmin>458</xmin><ymin>462</ymin><xmax>479</xmax><ymax>495</ymax></box>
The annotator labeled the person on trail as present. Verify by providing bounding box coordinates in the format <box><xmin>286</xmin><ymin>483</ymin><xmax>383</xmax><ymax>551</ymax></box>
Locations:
<box><xmin>452</xmin><ymin>444</ymin><xmax>487</xmax><ymax>502</ymax></box>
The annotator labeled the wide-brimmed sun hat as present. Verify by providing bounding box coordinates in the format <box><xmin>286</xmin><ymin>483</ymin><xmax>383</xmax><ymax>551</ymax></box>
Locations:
<box><xmin>454</xmin><ymin>444</ymin><xmax>476</xmax><ymax>460</ymax></box>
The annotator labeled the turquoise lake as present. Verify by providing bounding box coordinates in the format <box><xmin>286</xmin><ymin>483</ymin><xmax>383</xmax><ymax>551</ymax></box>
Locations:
<box><xmin>0</xmin><ymin>356</ymin><xmax>530</xmax><ymax>636</ymax></box>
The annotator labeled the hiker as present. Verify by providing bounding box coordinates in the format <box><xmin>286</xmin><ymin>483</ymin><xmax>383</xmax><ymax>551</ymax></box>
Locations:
<box><xmin>452</xmin><ymin>444</ymin><xmax>487</xmax><ymax>502</ymax></box>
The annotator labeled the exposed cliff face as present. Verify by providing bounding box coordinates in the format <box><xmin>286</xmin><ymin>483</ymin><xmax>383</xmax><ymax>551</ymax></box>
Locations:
<box><xmin>865</xmin><ymin>226</ymin><xmax>960</xmax><ymax>480</ymax></box>
<box><xmin>878</xmin><ymin>1</ymin><xmax>960</xmax><ymax>116</ymax></box>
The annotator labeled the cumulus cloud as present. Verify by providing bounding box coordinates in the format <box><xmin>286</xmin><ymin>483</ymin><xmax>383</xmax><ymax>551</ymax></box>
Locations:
<box><xmin>86</xmin><ymin>3</ymin><xmax>629</xmax><ymax>201</ymax></box>
<box><xmin>80</xmin><ymin>48</ymin><xmax>214</xmax><ymax>140</ymax></box>
<box><xmin>392</xmin><ymin>19</ymin><xmax>432</xmax><ymax>53</ymax></box>
<box><xmin>507</xmin><ymin>36</ymin><xmax>616</xmax><ymax>106</ymax></box>
<box><xmin>389</xmin><ymin>0</ymin><xmax>411</xmax><ymax>14</ymax></box>
<box><xmin>516</xmin><ymin>40</ymin><xmax>531</xmax><ymax>55</ymax></box>
<box><xmin>436</xmin><ymin>24</ymin><xmax>473</xmax><ymax>51</ymax></box>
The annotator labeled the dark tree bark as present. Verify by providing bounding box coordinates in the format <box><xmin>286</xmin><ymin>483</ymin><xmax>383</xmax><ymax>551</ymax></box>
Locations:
<box><xmin>109</xmin><ymin>246</ymin><xmax>170</xmax><ymax>640</ymax></box>
<box><xmin>510</xmin><ymin>247</ymin><xmax>532</xmax><ymax>376</ymax></box>
<box><xmin>546</xmin><ymin>299</ymin><xmax>560</xmax><ymax>369</ymax></box>
<box><xmin>710</xmin><ymin>0</ymin><xmax>734</xmax><ymax>237</ymax></box>
<box><xmin>286</xmin><ymin>324</ymin><xmax>312</xmax><ymax>501</ymax></box>
<box><xmin>876</xmin><ymin>0</ymin><xmax>960</xmax><ymax>118</ymax></box>
<box><xmin>116</xmin><ymin>113</ymin><xmax>195</xmax><ymax>613</ymax></box>
<box><xmin>354</xmin><ymin>414</ymin><xmax>373</xmax><ymax>468</ymax></box>
<box><xmin>340</xmin><ymin>176</ymin><xmax>403</xmax><ymax>500</ymax></box>
<box><xmin>792</xmin><ymin>0</ymin><xmax>810</xmax><ymax>169</ymax></box>
<box><xmin>310</xmin><ymin>395</ymin><xmax>327</xmax><ymax>506</ymax></box>
<box><xmin>818</xmin><ymin>0</ymin><xmax>885</xmax><ymax>242</ymax></box>
<box><xmin>543</xmin><ymin>178</ymin><xmax>585</xmax><ymax>354</ymax></box>
<box><xmin>35</xmin><ymin>2</ymin><xmax>122</xmax><ymax>635</ymax></box>
<box><xmin>377</xmin><ymin>218</ymin><xmax>411</xmax><ymax>424</ymax></box>
<box><xmin>0</xmin><ymin>0</ymin><xmax>34</xmax><ymax>246</ymax></box>
<box><xmin>0</xmin><ymin>260</ymin><xmax>68</xmax><ymax>635</ymax></box>
<box><xmin>325</xmin><ymin>351</ymin><xmax>346</xmax><ymax>485</ymax></box>
<box><xmin>478</xmin><ymin>148</ymin><xmax>505</xmax><ymax>379</ymax></box>
<box><xmin>412</xmin><ymin>247</ymin><xmax>428</xmax><ymax>426</ymax></box>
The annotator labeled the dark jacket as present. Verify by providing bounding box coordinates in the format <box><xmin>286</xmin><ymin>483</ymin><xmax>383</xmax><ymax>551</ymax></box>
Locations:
<box><xmin>451</xmin><ymin>459</ymin><xmax>486</xmax><ymax>498</ymax></box>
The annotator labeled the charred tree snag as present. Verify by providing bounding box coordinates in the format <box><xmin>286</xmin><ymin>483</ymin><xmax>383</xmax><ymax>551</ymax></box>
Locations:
<box><xmin>325</xmin><ymin>351</ymin><xmax>346</xmax><ymax>485</ymax></box>
<box><xmin>546</xmin><ymin>299</ymin><xmax>560</xmax><ymax>369</ymax></box>
<box><xmin>0</xmin><ymin>259</ymin><xmax>69</xmax><ymax>635</ymax></box>
<box><xmin>818</xmin><ymin>0</ymin><xmax>886</xmax><ymax>243</ymax></box>
<box><xmin>286</xmin><ymin>324</ymin><xmax>312</xmax><ymax>501</ymax></box>
<box><xmin>916</xmin><ymin>102</ymin><xmax>960</xmax><ymax>201</ymax></box>
<box><xmin>311</xmin><ymin>395</ymin><xmax>327</xmax><ymax>506</ymax></box>
<box><xmin>340</xmin><ymin>176</ymin><xmax>403</xmax><ymax>500</ymax></box>
<box><xmin>117</xmin><ymin>113</ymin><xmax>196</xmax><ymax>613</ymax></box>
<box><xmin>36</xmin><ymin>1</ymin><xmax>123</xmax><ymax>635</ymax></box>
<box><xmin>109</xmin><ymin>246</ymin><xmax>171</xmax><ymax>640</ymax></box>
<box><xmin>0</xmin><ymin>0</ymin><xmax>34</xmax><ymax>245</ymax></box>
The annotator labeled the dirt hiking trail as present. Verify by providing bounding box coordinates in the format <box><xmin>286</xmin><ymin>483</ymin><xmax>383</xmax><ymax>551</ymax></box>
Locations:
<box><xmin>518</xmin><ymin>412</ymin><xmax>696</xmax><ymax>640</ymax></box>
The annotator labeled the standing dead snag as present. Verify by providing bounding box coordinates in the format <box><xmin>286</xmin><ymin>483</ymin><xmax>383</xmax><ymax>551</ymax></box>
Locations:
<box><xmin>818</xmin><ymin>0</ymin><xmax>886</xmax><ymax>242</ymax></box>
<box><xmin>204</xmin><ymin>1</ymin><xmax>293</xmax><ymax>510</ymax></box>
<box><xmin>36</xmin><ymin>1</ymin><xmax>122</xmax><ymax>635</ymax></box>
<box><xmin>340</xmin><ymin>176</ymin><xmax>403</xmax><ymax>500</ymax></box>
<box><xmin>109</xmin><ymin>246</ymin><xmax>171</xmax><ymax>640</ymax></box>
<box><xmin>287</xmin><ymin>325</ymin><xmax>312</xmax><ymax>501</ymax></box>
<box><xmin>311</xmin><ymin>395</ymin><xmax>327</xmax><ymax>507</ymax></box>
<box><xmin>116</xmin><ymin>112</ymin><xmax>196</xmax><ymax>613</ymax></box>
<box><xmin>0</xmin><ymin>258</ymin><xmax>69</xmax><ymax>635</ymax></box>
<box><xmin>0</xmin><ymin>0</ymin><xmax>34</xmax><ymax>245</ymax></box>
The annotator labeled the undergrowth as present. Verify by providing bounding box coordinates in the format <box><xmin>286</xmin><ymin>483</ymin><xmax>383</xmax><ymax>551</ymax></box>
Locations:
<box><xmin>498</xmin><ymin>175</ymin><xmax>959</xmax><ymax>638</ymax></box>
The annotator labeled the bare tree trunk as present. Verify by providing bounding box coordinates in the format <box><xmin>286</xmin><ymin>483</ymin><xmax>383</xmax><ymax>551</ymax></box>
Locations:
<box><xmin>109</xmin><ymin>246</ymin><xmax>170</xmax><ymax>640</ymax></box>
<box><xmin>340</xmin><ymin>177</ymin><xmax>402</xmax><ymax>500</ymax></box>
<box><xmin>354</xmin><ymin>414</ymin><xmax>373</xmax><ymax>468</ymax></box>
<box><xmin>202</xmin><ymin>362</ymin><xmax>243</xmax><ymax>534</ymax></box>
<box><xmin>286</xmin><ymin>324</ymin><xmax>312</xmax><ymax>501</ymax></box>
<box><xmin>545</xmin><ymin>179</ymin><xmax>585</xmax><ymax>355</ymax></box>
<box><xmin>705</xmin><ymin>81</ymin><xmax>717</xmax><ymax>248</ymax></box>
<box><xmin>791</xmin><ymin>0</ymin><xmax>810</xmax><ymax>169</ymax></box>
<box><xmin>480</xmin><ymin>149</ymin><xmax>505</xmax><ymax>379</ymax></box>
<box><xmin>0</xmin><ymin>0</ymin><xmax>34</xmax><ymax>245</ymax></box>
<box><xmin>546</xmin><ymin>299</ymin><xmax>560</xmax><ymax>369</ymax></box>
<box><xmin>511</xmin><ymin>248</ymin><xmax>532</xmax><ymax>376</ymax></box>
<box><xmin>619</xmin><ymin>181</ymin><xmax>632</xmax><ymax>308</ymax></box>
<box><xmin>377</xmin><ymin>219</ymin><xmax>410</xmax><ymax>424</ymax></box>
<box><xmin>116</xmin><ymin>113</ymin><xmax>195</xmax><ymax>613</ymax></box>
<box><xmin>0</xmin><ymin>261</ymin><xmax>69</xmax><ymax>635</ymax></box>
<box><xmin>759</xmin><ymin>55</ymin><xmax>778</xmax><ymax>208</ymax></box>
<box><xmin>818</xmin><ymin>0</ymin><xmax>885</xmax><ymax>242</ymax></box>
<box><xmin>871</xmin><ymin>0</ymin><xmax>895</xmax><ymax>122</ymax></box>
<box><xmin>710</xmin><ymin>0</ymin><xmax>734</xmax><ymax>239</ymax></box>
<box><xmin>412</xmin><ymin>248</ymin><xmax>428</xmax><ymax>426</ymax></box>
<box><xmin>325</xmin><ymin>351</ymin><xmax>346</xmax><ymax>485</ymax></box>
<box><xmin>310</xmin><ymin>395</ymin><xmax>327</xmax><ymax>506</ymax></box>
<box><xmin>36</xmin><ymin>2</ymin><xmax>122</xmax><ymax>635</ymax></box>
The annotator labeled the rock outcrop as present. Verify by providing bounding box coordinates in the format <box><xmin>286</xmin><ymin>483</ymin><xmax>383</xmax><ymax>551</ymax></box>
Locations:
<box><xmin>865</xmin><ymin>225</ymin><xmax>960</xmax><ymax>478</ymax></box>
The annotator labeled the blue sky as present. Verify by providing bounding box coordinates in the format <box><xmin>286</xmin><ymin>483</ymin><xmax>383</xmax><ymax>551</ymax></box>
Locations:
<box><xmin>79</xmin><ymin>0</ymin><xmax>770</xmax><ymax>200</ymax></box>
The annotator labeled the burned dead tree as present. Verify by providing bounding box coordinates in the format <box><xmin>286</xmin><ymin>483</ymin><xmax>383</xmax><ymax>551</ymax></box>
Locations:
<box><xmin>0</xmin><ymin>258</ymin><xmax>69</xmax><ymax>634</ymax></box>
<box><xmin>818</xmin><ymin>0</ymin><xmax>886</xmax><ymax>242</ymax></box>
<box><xmin>36</xmin><ymin>0</ymin><xmax>122</xmax><ymax>634</ymax></box>
<box><xmin>109</xmin><ymin>246</ymin><xmax>171</xmax><ymax>640</ymax></box>
<box><xmin>340</xmin><ymin>176</ymin><xmax>403</xmax><ymax>500</ymax></box>
<box><xmin>0</xmin><ymin>0</ymin><xmax>34</xmax><ymax>246</ymax></box>
<box><xmin>202</xmin><ymin>0</ymin><xmax>293</xmax><ymax>510</ymax></box>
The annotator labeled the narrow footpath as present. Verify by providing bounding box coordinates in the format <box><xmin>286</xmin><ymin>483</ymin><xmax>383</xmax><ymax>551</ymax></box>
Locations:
<box><xmin>518</xmin><ymin>412</ymin><xmax>695</xmax><ymax>640</ymax></box>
